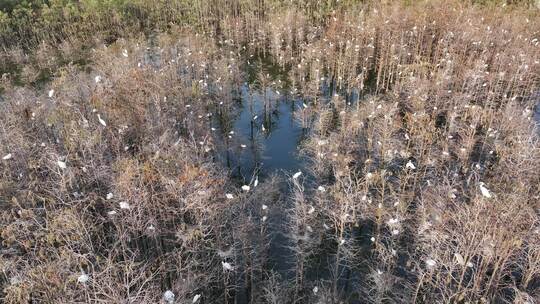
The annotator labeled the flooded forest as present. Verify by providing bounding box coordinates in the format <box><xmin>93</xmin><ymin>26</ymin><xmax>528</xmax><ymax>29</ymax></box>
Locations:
<box><xmin>0</xmin><ymin>0</ymin><xmax>539</xmax><ymax>303</ymax></box>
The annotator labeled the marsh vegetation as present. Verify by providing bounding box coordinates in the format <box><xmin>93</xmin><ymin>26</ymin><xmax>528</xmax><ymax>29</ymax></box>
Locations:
<box><xmin>1</xmin><ymin>0</ymin><xmax>539</xmax><ymax>303</ymax></box>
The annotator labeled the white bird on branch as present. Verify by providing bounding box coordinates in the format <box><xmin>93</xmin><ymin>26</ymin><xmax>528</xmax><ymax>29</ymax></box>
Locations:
<box><xmin>479</xmin><ymin>182</ymin><xmax>492</xmax><ymax>198</ymax></box>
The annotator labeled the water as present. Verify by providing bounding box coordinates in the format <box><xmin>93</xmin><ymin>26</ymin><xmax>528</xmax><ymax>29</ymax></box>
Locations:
<box><xmin>217</xmin><ymin>85</ymin><xmax>305</xmax><ymax>180</ymax></box>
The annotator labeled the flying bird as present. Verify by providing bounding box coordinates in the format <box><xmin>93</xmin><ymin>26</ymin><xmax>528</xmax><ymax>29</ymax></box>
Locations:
<box><xmin>405</xmin><ymin>160</ymin><xmax>416</xmax><ymax>170</ymax></box>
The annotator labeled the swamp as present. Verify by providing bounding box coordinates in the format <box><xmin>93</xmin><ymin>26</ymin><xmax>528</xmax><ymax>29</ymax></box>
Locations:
<box><xmin>0</xmin><ymin>0</ymin><xmax>539</xmax><ymax>303</ymax></box>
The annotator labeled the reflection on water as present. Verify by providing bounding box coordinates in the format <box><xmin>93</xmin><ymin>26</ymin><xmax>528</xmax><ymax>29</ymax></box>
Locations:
<box><xmin>216</xmin><ymin>85</ymin><xmax>305</xmax><ymax>180</ymax></box>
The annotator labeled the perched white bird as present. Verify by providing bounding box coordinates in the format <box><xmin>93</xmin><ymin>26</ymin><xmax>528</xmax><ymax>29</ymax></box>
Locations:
<box><xmin>95</xmin><ymin>75</ymin><xmax>102</xmax><ymax>83</ymax></box>
<box><xmin>163</xmin><ymin>290</ymin><xmax>175</xmax><ymax>303</ymax></box>
<box><xmin>254</xmin><ymin>176</ymin><xmax>259</xmax><ymax>188</ymax></box>
<box><xmin>106</xmin><ymin>193</ymin><xmax>114</xmax><ymax>200</ymax></box>
<box><xmin>479</xmin><ymin>182</ymin><xmax>492</xmax><ymax>198</ymax></box>
<box><xmin>387</xmin><ymin>218</ymin><xmax>399</xmax><ymax>225</ymax></box>
<box><xmin>2</xmin><ymin>153</ymin><xmax>12</xmax><ymax>160</ymax></box>
<box><xmin>313</xmin><ymin>286</ymin><xmax>318</xmax><ymax>294</ymax></box>
<box><xmin>107</xmin><ymin>210</ymin><xmax>117</xmax><ymax>216</ymax></box>
<box><xmin>57</xmin><ymin>160</ymin><xmax>67</xmax><ymax>169</ymax></box>
<box><xmin>317</xmin><ymin>186</ymin><xmax>326</xmax><ymax>192</ymax></box>
<box><xmin>225</xmin><ymin>193</ymin><xmax>234</xmax><ymax>199</ymax></box>
<box><xmin>339</xmin><ymin>239</ymin><xmax>346</xmax><ymax>246</ymax></box>
<box><xmin>425</xmin><ymin>259</ymin><xmax>437</xmax><ymax>268</ymax></box>
<box><xmin>97</xmin><ymin>114</ymin><xmax>107</xmax><ymax>127</ymax></box>
<box><xmin>308</xmin><ymin>206</ymin><xmax>315</xmax><ymax>214</ymax></box>
<box><xmin>405</xmin><ymin>160</ymin><xmax>416</xmax><ymax>170</ymax></box>
<box><xmin>77</xmin><ymin>273</ymin><xmax>89</xmax><ymax>284</ymax></box>
<box><xmin>240</xmin><ymin>144</ymin><xmax>247</xmax><ymax>148</ymax></box>
<box><xmin>221</xmin><ymin>261</ymin><xmax>234</xmax><ymax>271</ymax></box>
<box><xmin>192</xmin><ymin>294</ymin><xmax>201</xmax><ymax>303</ymax></box>
<box><xmin>253</xmin><ymin>115</ymin><xmax>258</xmax><ymax>120</ymax></box>
<box><xmin>122</xmin><ymin>49</ymin><xmax>129</xmax><ymax>57</ymax></box>
<box><xmin>241</xmin><ymin>185</ymin><xmax>250</xmax><ymax>192</ymax></box>
<box><xmin>262</xmin><ymin>204</ymin><xmax>268</xmax><ymax>210</ymax></box>
<box><xmin>370</xmin><ymin>237</ymin><xmax>375</xmax><ymax>242</ymax></box>
<box><xmin>302</xmin><ymin>102</ymin><xmax>308</xmax><ymax>108</ymax></box>
<box><xmin>261</xmin><ymin>124</ymin><xmax>266</xmax><ymax>131</ymax></box>
<box><xmin>292</xmin><ymin>171</ymin><xmax>302</xmax><ymax>179</ymax></box>
<box><xmin>262</xmin><ymin>216</ymin><xmax>267</xmax><ymax>222</ymax></box>
<box><xmin>454</xmin><ymin>253</ymin><xmax>465</xmax><ymax>266</ymax></box>
<box><xmin>48</xmin><ymin>89</ymin><xmax>54</xmax><ymax>98</ymax></box>
<box><xmin>119</xmin><ymin>201</ymin><xmax>130</xmax><ymax>209</ymax></box>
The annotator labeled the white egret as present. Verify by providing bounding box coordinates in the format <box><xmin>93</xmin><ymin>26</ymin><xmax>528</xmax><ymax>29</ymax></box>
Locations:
<box><xmin>48</xmin><ymin>89</ymin><xmax>54</xmax><ymax>98</ymax></box>
<box><xmin>77</xmin><ymin>273</ymin><xmax>89</xmax><ymax>284</ymax></box>
<box><xmin>387</xmin><ymin>218</ymin><xmax>399</xmax><ymax>225</ymax></box>
<box><xmin>317</xmin><ymin>186</ymin><xmax>326</xmax><ymax>192</ymax></box>
<box><xmin>2</xmin><ymin>153</ymin><xmax>12</xmax><ymax>160</ymax></box>
<box><xmin>454</xmin><ymin>253</ymin><xmax>465</xmax><ymax>266</ymax></box>
<box><xmin>57</xmin><ymin>160</ymin><xmax>67</xmax><ymax>169</ymax></box>
<box><xmin>241</xmin><ymin>185</ymin><xmax>250</xmax><ymax>191</ymax></box>
<box><xmin>292</xmin><ymin>171</ymin><xmax>302</xmax><ymax>179</ymax></box>
<box><xmin>163</xmin><ymin>290</ymin><xmax>174</xmax><ymax>303</ymax></box>
<box><xmin>119</xmin><ymin>201</ymin><xmax>130</xmax><ymax>209</ymax></box>
<box><xmin>405</xmin><ymin>160</ymin><xmax>416</xmax><ymax>170</ymax></box>
<box><xmin>254</xmin><ymin>176</ymin><xmax>259</xmax><ymax>188</ymax></box>
<box><xmin>479</xmin><ymin>182</ymin><xmax>492</xmax><ymax>198</ymax></box>
<box><xmin>225</xmin><ymin>193</ymin><xmax>234</xmax><ymax>199</ymax></box>
<box><xmin>106</xmin><ymin>193</ymin><xmax>113</xmax><ymax>200</ymax></box>
<box><xmin>97</xmin><ymin>114</ymin><xmax>107</xmax><ymax>127</ymax></box>
<box><xmin>426</xmin><ymin>259</ymin><xmax>437</xmax><ymax>268</ymax></box>
<box><xmin>222</xmin><ymin>261</ymin><xmax>234</xmax><ymax>271</ymax></box>
<box><xmin>193</xmin><ymin>294</ymin><xmax>201</xmax><ymax>303</ymax></box>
